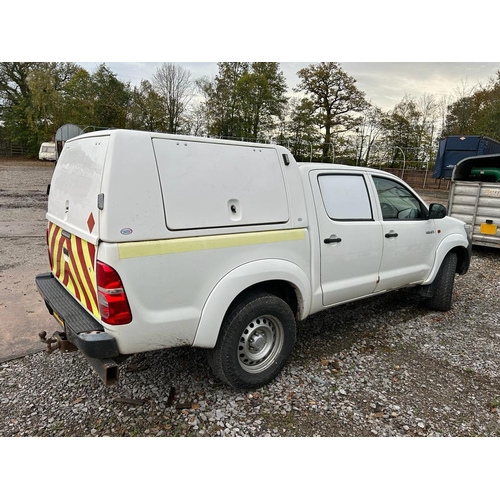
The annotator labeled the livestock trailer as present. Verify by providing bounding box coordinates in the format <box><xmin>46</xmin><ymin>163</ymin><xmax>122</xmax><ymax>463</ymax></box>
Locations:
<box><xmin>447</xmin><ymin>153</ymin><xmax>500</xmax><ymax>248</ymax></box>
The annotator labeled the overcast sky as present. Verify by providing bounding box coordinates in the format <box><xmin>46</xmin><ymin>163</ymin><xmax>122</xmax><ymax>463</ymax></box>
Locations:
<box><xmin>6</xmin><ymin>3</ymin><xmax>500</xmax><ymax>113</ymax></box>
<box><xmin>77</xmin><ymin>61</ymin><xmax>500</xmax><ymax>113</ymax></box>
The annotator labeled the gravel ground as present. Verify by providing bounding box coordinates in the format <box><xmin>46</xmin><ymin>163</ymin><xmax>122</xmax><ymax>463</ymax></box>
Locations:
<box><xmin>1</xmin><ymin>158</ymin><xmax>500</xmax><ymax>438</ymax></box>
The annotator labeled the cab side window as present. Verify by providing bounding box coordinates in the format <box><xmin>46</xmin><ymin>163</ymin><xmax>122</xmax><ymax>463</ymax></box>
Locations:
<box><xmin>373</xmin><ymin>176</ymin><xmax>424</xmax><ymax>220</ymax></box>
<box><xmin>318</xmin><ymin>174</ymin><xmax>373</xmax><ymax>220</ymax></box>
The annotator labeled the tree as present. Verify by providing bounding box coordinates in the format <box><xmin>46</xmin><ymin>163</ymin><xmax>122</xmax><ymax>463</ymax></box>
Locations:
<box><xmin>0</xmin><ymin>62</ymin><xmax>134</xmax><ymax>155</ymax></box>
<box><xmin>183</xmin><ymin>100</ymin><xmax>208</xmax><ymax>137</ymax></box>
<box><xmin>415</xmin><ymin>93</ymin><xmax>439</xmax><ymax>167</ymax></box>
<box><xmin>59</xmin><ymin>67</ymin><xmax>95</xmax><ymax>127</ymax></box>
<box><xmin>91</xmin><ymin>64</ymin><xmax>130</xmax><ymax>129</ymax></box>
<box><xmin>0</xmin><ymin>62</ymin><xmax>35</xmax><ymax>106</ymax></box>
<box><xmin>199</xmin><ymin>62</ymin><xmax>250</xmax><ymax>138</ymax></box>
<box><xmin>444</xmin><ymin>72</ymin><xmax>500</xmax><ymax>138</ymax></box>
<box><xmin>473</xmin><ymin>73</ymin><xmax>500</xmax><ymax>136</ymax></box>
<box><xmin>355</xmin><ymin>103</ymin><xmax>385</xmax><ymax>166</ymax></box>
<box><xmin>0</xmin><ymin>62</ymin><xmax>41</xmax><ymax>153</ymax></box>
<box><xmin>380</xmin><ymin>95</ymin><xmax>423</xmax><ymax>168</ymax></box>
<box><xmin>295</xmin><ymin>62</ymin><xmax>368</xmax><ymax>161</ymax></box>
<box><xmin>27</xmin><ymin>63</ymin><xmax>80</xmax><ymax>138</ymax></box>
<box><xmin>285</xmin><ymin>97</ymin><xmax>322</xmax><ymax>161</ymax></box>
<box><xmin>1</xmin><ymin>62</ymin><xmax>82</xmax><ymax>155</ymax></box>
<box><xmin>441</xmin><ymin>79</ymin><xmax>478</xmax><ymax>136</ymax></box>
<box><xmin>201</xmin><ymin>62</ymin><xmax>288</xmax><ymax>141</ymax></box>
<box><xmin>153</xmin><ymin>63</ymin><xmax>194</xmax><ymax>133</ymax></box>
<box><xmin>236</xmin><ymin>62</ymin><xmax>288</xmax><ymax>139</ymax></box>
<box><xmin>128</xmin><ymin>79</ymin><xmax>168</xmax><ymax>131</ymax></box>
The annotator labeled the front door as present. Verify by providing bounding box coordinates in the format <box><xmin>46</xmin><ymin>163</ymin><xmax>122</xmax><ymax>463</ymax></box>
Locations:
<box><xmin>372</xmin><ymin>175</ymin><xmax>436</xmax><ymax>291</ymax></box>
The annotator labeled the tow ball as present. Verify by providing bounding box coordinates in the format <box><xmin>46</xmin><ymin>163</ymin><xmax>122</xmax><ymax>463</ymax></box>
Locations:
<box><xmin>38</xmin><ymin>331</ymin><xmax>77</xmax><ymax>354</ymax></box>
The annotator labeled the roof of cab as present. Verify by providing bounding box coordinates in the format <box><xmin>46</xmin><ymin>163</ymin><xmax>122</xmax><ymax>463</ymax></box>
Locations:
<box><xmin>298</xmin><ymin>162</ymin><xmax>400</xmax><ymax>176</ymax></box>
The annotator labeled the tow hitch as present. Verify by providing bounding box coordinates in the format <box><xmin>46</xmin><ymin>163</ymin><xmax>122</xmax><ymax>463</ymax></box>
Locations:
<box><xmin>39</xmin><ymin>330</ymin><xmax>77</xmax><ymax>354</ymax></box>
<box><xmin>38</xmin><ymin>330</ymin><xmax>119</xmax><ymax>386</ymax></box>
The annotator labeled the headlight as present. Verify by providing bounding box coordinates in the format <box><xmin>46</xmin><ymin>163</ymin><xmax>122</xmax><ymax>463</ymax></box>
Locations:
<box><xmin>464</xmin><ymin>224</ymin><xmax>473</xmax><ymax>239</ymax></box>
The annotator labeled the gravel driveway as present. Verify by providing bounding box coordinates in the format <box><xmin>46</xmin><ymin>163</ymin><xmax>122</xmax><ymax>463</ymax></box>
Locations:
<box><xmin>1</xmin><ymin>158</ymin><xmax>499</xmax><ymax>437</ymax></box>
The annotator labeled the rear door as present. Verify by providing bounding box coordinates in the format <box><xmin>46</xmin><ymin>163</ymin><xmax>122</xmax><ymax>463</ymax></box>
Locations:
<box><xmin>46</xmin><ymin>135</ymin><xmax>109</xmax><ymax>317</ymax></box>
<box><xmin>310</xmin><ymin>171</ymin><xmax>384</xmax><ymax>306</ymax></box>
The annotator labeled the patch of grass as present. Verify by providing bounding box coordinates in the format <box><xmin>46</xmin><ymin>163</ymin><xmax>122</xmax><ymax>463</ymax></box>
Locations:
<box><xmin>489</xmin><ymin>399</ymin><xmax>500</xmax><ymax>410</ymax></box>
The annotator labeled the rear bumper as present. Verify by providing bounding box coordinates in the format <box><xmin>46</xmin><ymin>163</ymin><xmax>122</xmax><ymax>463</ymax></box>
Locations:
<box><xmin>35</xmin><ymin>273</ymin><xmax>119</xmax><ymax>359</ymax></box>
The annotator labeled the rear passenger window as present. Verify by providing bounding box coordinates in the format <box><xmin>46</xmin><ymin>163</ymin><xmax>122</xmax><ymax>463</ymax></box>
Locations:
<box><xmin>318</xmin><ymin>174</ymin><xmax>373</xmax><ymax>220</ymax></box>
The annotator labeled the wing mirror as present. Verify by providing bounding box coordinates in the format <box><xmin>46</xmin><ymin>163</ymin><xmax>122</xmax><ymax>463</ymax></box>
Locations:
<box><xmin>428</xmin><ymin>203</ymin><xmax>447</xmax><ymax>219</ymax></box>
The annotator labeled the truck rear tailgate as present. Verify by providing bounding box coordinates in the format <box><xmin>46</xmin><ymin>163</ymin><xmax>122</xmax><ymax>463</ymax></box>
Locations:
<box><xmin>46</xmin><ymin>134</ymin><xmax>109</xmax><ymax>316</ymax></box>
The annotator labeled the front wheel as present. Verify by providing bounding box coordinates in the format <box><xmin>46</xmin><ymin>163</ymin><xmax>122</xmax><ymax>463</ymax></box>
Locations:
<box><xmin>425</xmin><ymin>252</ymin><xmax>458</xmax><ymax>312</ymax></box>
<box><xmin>207</xmin><ymin>292</ymin><xmax>296</xmax><ymax>389</ymax></box>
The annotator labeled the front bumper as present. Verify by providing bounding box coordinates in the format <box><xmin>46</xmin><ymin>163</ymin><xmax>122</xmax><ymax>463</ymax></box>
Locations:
<box><xmin>35</xmin><ymin>273</ymin><xmax>119</xmax><ymax>359</ymax></box>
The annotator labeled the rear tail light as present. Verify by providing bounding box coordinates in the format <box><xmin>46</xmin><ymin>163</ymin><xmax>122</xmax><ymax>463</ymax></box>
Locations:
<box><xmin>96</xmin><ymin>261</ymin><xmax>132</xmax><ymax>325</ymax></box>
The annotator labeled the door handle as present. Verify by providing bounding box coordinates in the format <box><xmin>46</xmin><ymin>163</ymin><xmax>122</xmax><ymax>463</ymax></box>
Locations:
<box><xmin>385</xmin><ymin>232</ymin><xmax>398</xmax><ymax>238</ymax></box>
<box><xmin>324</xmin><ymin>236</ymin><xmax>342</xmax><ymax>244</ymax></box>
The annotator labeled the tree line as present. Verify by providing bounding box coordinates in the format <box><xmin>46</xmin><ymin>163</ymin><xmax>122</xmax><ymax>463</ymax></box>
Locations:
<box><xmin>1</xmin><ymin>61</ymin><xmax>499</xmax><ymax>165</ymax></box>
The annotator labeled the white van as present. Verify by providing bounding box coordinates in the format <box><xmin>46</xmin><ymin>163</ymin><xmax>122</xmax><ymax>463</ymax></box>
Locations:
<box><xmin>38</xmin><ymin>142</ymin><xmax>56</xmax><ymax>161</ymax></box>
<box><xmin>36</xmin><ymin>129</ymin><xmax>472</xmax><ymax>388</ymax></box>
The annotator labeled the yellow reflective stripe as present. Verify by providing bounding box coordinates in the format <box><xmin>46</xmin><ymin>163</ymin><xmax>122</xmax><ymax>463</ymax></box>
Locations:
<box><xmin>118</xmin><ymin>229</ymin><xmax>306</xmax><ymax>260</ymax></box>
<box><xmin>68</xmin><ymin>235</ymin><xmax>94</xmax><ymax>314</ymax></box>
<box><xmin>49</xmin><ymin>223</ymin><xmax>59</xmax><ymax>275</ymax></box>
<box><xmin>81</xmin><ymin>240</ymin><xmax>99</xmax><ymax>317</ymax></box>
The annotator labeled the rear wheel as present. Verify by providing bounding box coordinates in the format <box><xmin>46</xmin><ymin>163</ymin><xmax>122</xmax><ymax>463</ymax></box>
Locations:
<box><xmin>207</xmin><ymin>291</ymin><xmax>296</xmax><ymax>389</ymax></box>
<box><xmin>425</xmin><ymin>252</ymin><xmax>458</xmax><ymax>312</ymax></box>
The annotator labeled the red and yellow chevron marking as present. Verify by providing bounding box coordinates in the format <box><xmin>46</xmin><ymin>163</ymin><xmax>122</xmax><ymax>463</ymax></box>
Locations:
<box><xmin>48</xmin><ymin>221</ymin><xmax>99</xmax><ymax>318</ymax></box>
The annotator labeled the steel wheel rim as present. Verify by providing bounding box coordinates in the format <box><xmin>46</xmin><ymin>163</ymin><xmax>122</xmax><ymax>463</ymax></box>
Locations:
<box><xmin>238</xmin><ymin>314</ymin><xmax>284</xmax><ymax>373</ymax></box>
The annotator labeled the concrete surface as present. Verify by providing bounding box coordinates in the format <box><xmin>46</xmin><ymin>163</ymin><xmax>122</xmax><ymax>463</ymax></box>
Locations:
<box><xmin>0</xmin><ymin>160</ymin><xmax>60</xmax><ymax>362</ymax></box>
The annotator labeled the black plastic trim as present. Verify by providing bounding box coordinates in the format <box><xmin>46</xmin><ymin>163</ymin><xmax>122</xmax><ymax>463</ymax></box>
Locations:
<box><xmin>35</xmin><ymin>273</ymin><xmax>119</xmax><ymax>358</ymax></box>
<box><xmin>460</xmin><ymin>236</ymin><xmax>473</xmax><ymax>275</ymax></box>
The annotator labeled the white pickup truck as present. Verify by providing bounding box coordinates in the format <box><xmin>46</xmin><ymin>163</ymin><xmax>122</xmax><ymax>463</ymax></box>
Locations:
<box><xmin>35</xmin><ymin>130</ymin><xmax>472</xmax><ymax>389</ymax></box>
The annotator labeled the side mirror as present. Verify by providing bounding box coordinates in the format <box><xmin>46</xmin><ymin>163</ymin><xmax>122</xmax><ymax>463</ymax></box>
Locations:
<box><xmin>428</xmin><ymin>203</ymin><xmax>447</xmax><ymax>219</ymax></box>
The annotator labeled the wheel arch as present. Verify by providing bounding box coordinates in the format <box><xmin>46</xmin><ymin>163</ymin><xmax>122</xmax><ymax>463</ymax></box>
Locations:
<box><xmin>423</xmin><ymin>235</ymin><xmax>470</xmax><ymax>285</ymax></box>
<box><xmin>192</xmin><ymin>259</ymin><xmax>311</xmax><ymax>348</ymax></box>
<box><xmin>453</xmin><ymin>244</ymin><xmax>471</xmax><ymax>275</ymax></box>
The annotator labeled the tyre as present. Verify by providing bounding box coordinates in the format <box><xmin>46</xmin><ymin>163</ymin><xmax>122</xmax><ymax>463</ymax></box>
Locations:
<box><xmin>425</xmin><ymin>252</ymin><xmax>458</xmax><ymax>312</ymax></box>
<box><xmin>207</xmin><ymin>291</ymin><xmax>296</xmax><ymax>389</ymax></box>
